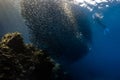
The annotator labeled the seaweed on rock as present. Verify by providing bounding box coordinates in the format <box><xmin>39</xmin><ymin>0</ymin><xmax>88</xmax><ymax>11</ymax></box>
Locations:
<box><xmin>0</xmin><ymin>32</ymin><xmax>72</xmax><ymax>80</ymax></box>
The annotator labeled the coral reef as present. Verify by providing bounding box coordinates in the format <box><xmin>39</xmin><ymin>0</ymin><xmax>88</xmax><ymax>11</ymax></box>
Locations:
<box><xmin>21</xmin><ymin>0</ymin><xmax>92</xmax><ymax>62</ymax></box>
<box><xmin>0</xmin><ymin>32</ymin><xmax>72</xmax><ymax>80</ymax></box>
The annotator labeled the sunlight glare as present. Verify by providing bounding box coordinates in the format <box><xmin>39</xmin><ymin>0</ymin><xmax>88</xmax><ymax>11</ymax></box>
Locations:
<box><xmin>74</xmin><ymin>0</ymin><xmax>109</xmax><ymax>11</ymax></box>
<box><xmin>75</xmin><ymin>0</ymin><xmax>108</xmax><ymax>5</ymax></box>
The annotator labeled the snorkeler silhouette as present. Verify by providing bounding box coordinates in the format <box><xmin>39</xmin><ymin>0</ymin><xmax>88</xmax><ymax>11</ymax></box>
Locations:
<box><xmin>92</xmin><ymin>13</ymin><xmax>110</xmax><ymax>35</ymax></box>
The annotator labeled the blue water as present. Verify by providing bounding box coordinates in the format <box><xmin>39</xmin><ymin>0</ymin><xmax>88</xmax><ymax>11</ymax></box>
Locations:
<box><xmin>1</xmin><ymin>0</ymin><xmax>120</xmax><ymax>80</ymax></box>
<box><xmin>70</xmin><ymin>1</ymin><xmax>120</xmax><ymax>80</ymax></box>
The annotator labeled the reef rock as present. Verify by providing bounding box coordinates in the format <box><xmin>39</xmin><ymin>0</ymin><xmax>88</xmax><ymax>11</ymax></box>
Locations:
<box><xmin>21</xmin><ymin>0</ymin><xmax>92</xmax><ymax>62</ymax></box>
<box><xmin>0</xmin><ymin>32</ymin><xmax>72</xmax><ymax>80</ymax></box>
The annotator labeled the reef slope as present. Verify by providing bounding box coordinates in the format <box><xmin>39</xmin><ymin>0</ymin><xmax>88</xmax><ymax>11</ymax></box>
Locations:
<box><xmin>0</xmin><ymin>32</ymin><xmax>72</xmax><ymax>80</ymax></box>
